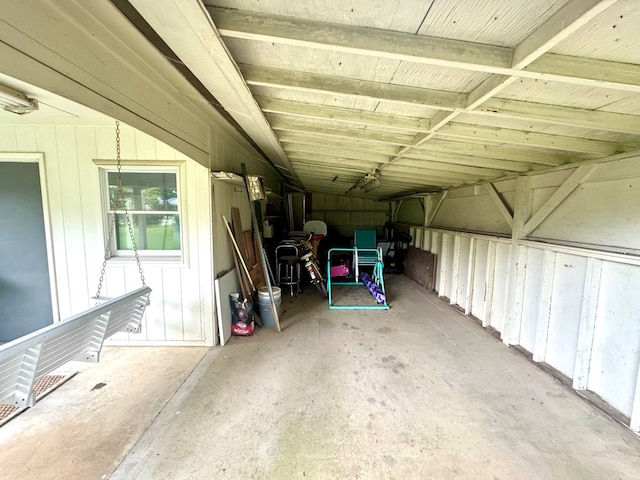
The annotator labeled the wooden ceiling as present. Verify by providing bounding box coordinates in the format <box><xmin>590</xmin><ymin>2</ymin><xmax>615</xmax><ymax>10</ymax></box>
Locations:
<box><xmin>139</xmin><ymin>0</ymin><xmax>640</xmax><ymax>198</ymax></box>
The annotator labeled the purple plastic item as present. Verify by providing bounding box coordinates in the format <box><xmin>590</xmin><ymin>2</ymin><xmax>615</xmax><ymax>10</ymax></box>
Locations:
<box><xmin>361</xmin><ymin>272</ymin><xmax>386</xmax><ymax>304</ymax></box>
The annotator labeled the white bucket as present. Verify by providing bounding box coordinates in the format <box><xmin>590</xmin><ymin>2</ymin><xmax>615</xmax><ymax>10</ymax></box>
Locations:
<box><xmin>257</xmin><ymin>286</ymin><xmax>281</xmax><ymax>327</ymax></box>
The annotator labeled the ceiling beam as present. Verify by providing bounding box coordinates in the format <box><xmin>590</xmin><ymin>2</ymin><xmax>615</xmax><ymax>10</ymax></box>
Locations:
<box><xmin>255</xmin><ymin>96</ymin><xmax>431</xmax><ymax>132</ymax></box>
<box><xmin>390</xmin><ymin>159</ymin><xmax>505</xmax><ymax>178</ymax></box>
<box><xmin>284</xmin><ymin>145</ymin><xmax>391</xmax><ymax>164</ymax></box>
<box><xmin>289</xmin><ymin>157</ymin><xmax>378</xmax><ymax>171</ymax></box>
<box><xmin>210</xmin><ymin>6</ymin><xmax>512</xmax><ymax>71</ymax></box>
<box><xmin>401</xmin><ymin>151</ymin><xmax>544</xmax><ymax>173</ymax></box>
<box><xmin>247</xmin><ymin>66</ymin><xmax>640</xmax><ymax>136</ymax></box>
<box><xmin>241</xmin><ymin>64</ymin><xmax>466</xmax><ymax>110</ymax></box>
<box><xmin>510</xmin><ymin>0</ymin><xmax>618</xmax><ymax>68</ymax></box>
<box><xmin>437</xmin><ymin>123</ymin><xmax>623</xmax><ymax>154</ymax></box>
<box><xmin>270</xmin><ymin>116</ymin><xmax>415</xmax><ymax>145</ymax></box>
<box><xmin>478</xmin><ymin>97</ymin><xmax>640</xmax><ymax>135</ymax></box>
<box><xmin>414</xmin><ymin>138</ymin><xmax>570</xmax><ymax>166</ymax></box>
<box><xmin>381</xmin><ymin>165</ymin><xmax>485</xmax><ymax>182</ymax></box>
<box><xmin>210</xmin><ymin>4</ymin><xmax>639</xmax><ymax>93</ymax></box>
<box><xmin>279</xmin><ymin>133</ymin><xmax>400</xmax><ymax>155</ymax></box>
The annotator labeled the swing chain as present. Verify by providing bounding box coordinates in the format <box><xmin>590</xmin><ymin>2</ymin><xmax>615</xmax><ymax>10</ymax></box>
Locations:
<box><xmin>95</xmin><ymin>121</ymin><xmax>146</xmax><ymax>299</ymax></box>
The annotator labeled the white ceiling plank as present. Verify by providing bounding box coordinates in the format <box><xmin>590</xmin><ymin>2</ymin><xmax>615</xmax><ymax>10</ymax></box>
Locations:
<box><xmin>382</xmin><ymin>165</ymin><xmax>485</xmax><ymax>182</ymax></box>
<box><xmin>438</xmin><ymin>123</ymin><xmax>622</xmax><ymax>154</ymax></box>
<box><xmin>289</xmin><ymin>156</ymin><xmax>378</xmax><ymax>170</ymax></box>
<box><xmin>415</xmin><ymin>138</ymin><xmax>570</xmax><ymax>166</ymax></box>
<box><xmin>279</xmin><ymin>134</ymin><xmax>399</xmax><ymax>155</ymax></box>
<box><xmin>524</xmin><ymin>54</ymin><xmax>640</xmax><ymax>93</ymax></box>
<box><xmin>284</xmin><ymin>145</ymin><xmax>391</xmax><ymax>164</ymax></box>
<box><xmin>241</xmin><ymin>64</ymin><xmax>466</xmax><ymax>110</ymax></box>
<box><xmin>256</xmin><ymin>96</ymin><xmax>431</xmax><ymax>132</ymax></box>
<box><xmin>479</xmin><ymin>97</ymin><xmax>640</xmax><ymax>135</ymax></box>
<box><xmin>210</xmin><ymin>7</ymin><xmax>513</xmax><ymax>72</ymax></box>
<box><xmin>511</xmin><ymin>0</ymin><xmax>620</xmax><ymax>68</ymax></box>
<box><xmin>128</xmin><ymin>0</ymin><xmax>301</xmax><ymax>182</ymax></box>
<box><xmin>392</xmin><ymin>159</ymin><xmax>505</xmax><ymax>178</ymax></box>
<box><xmin>270</xmin><ymin>117</ymin><xmax>416</xmax><ymax>145</ymax></box>
<box><xmin>402</xmin><ymin>150</ymin><xmax>537</xmax><ymax>173</ymax></box>
<box><xmin>210</xmin><ymin>5</ymin><xmax>639</xmax><ymax>94</ymax></box>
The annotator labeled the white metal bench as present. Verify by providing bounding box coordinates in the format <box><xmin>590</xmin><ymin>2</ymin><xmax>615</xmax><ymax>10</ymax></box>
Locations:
<box><xmin>0</xmin><ymin>287</ymin><xmax>151</xmax><ymax>408</ymax></box>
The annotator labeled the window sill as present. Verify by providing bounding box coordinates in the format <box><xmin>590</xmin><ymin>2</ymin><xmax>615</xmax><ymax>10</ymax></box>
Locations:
<box><xmin>107</xmin><ymin>255</ymin><xmax>187</xmax><ymax>268</ymax></box>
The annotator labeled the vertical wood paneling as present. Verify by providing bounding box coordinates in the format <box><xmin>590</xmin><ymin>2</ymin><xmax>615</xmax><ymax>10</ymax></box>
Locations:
<box><xmin>588</xmin><ymin>262</ymin><xmax>640</xmax><ymax>416</ymax></box>
<box><xmin>519</xmin><ymin>247</ymin><xmax>544</xmax><ymax>352</ymax></box>
<box><xmin>544</xmin><ymin>254</ymin><xmax>588</xmax><ymax>377</ymax></box>
<box><xmin>56</xmin><ymin>126</ymin><xmax>90</xmax><ymax>311</ymax></box>
<box><xmin>161</xmin><ymin>268</ymin><xmax>183</xmax><ymax>341</ymax></box>
<box><xmin>1</xmin><ymin>124</ymin><xmax>214</xmax><ymax>345</ymax></box>
<box><xmin>0</xmin><ymin>126</ymin><xmax>18</xmax><ymax>150</ymax></box>
<box><xmin>490</xmin><ymin>243</ymin><xmax>510</xmax><ymax>333</ymax></box>
<box><xmin>464</xmin><ymin>237</ymin><xmax>476</xmax><ymax>315</ymax></box>
<box><xmin>450</xmin><ymin>235</ymin><xmax>462</xmax><ymax>305</ymax></box>
<box><xmin>483</xmin><ymin>241</ymin><xmax>497</xmax><ymax>328</ymax></box>
<box><xmin>471</xmin><ymin>239</ymin><xmax>488</xmax><ymax>322</ymax></box>
<box><xmin>572</xmin><ymin>258</ymin><xmax>603</xmax><ymax>390</ymax></box>
<box><xmin>36</xmin><ymin>126</ymin><xmax>73</xmax><ymax>317</ymax></box>
<box><xmin>533</xmin><ymin>250</ymin><xmax>556</xmax><ymax>362</ymax></box>
<box><xmin>441</xmin><ymin>234</ymin><xmax>454</xmax><ymax>298</ymax></box>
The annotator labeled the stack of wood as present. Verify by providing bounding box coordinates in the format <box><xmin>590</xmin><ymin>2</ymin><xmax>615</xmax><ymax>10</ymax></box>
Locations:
<box><xmin>223</xmin><ymin>208</ymin><xmax>266</xmax><ymax>326</ymax></box>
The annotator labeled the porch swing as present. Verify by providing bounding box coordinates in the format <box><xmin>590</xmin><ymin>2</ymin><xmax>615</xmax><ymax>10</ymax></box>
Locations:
<box><xmin>0</xmin><ymin>121</ymin><xmax>151</xmax><ymax>411</ymax></box>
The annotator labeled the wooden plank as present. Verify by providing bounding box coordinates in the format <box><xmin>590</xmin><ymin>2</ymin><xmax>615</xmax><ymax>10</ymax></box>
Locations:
<box><xmin>522</xmin><ymin>165</ymin><xmax>595</xmax><ymax>237</ymax></box>
<box><xmin>256</xmin><ymin>96</ymin><xmax>432</xmax><ymax>132</ymax></box>
<box><xmin>482</xmin><ymin>241</ymin><xmax>497</xmax><ymax>328</ymax></box>
<box><xmin>485</xmin><ymin>183</ymin><xmax>514</xmax><ymax>228</ymax></box>
<box><xmin>533</xmin><ymin>250</ymin><xmax>556</xmax><ymax>362</ymax></box>
<box><xmin>230</xmin><ymin>207</ymin><xmax>248</xmax><ymax>262</ymax></box>
<box><xmin>210</xmin><ymin>6</ymin><xmax>640</xmax><ymax>94</ymax></box>
<box><xmin>511</xmin><ymin>0</ymin><xmax>619</xmax><ymax>68</ymax></box>
<box><xmin>465</xmin><ymin>238</ymin><xmax>477</xmax><ymax>315</ymax></box>
<box><xmin>404</xmin><ymin>247</ymin><xmax>436</xmax><ymax>291</ymax></box>
<box><xmin>438</xmin><ymin>123</ymin><xmax>619</xmax><ymax>155</ymax></box>
<box><xmin>572</xmin><ymin>258</ymin><xmax>603</xmax><ymax>390</ymax></box>
<box><xmin>450</xmin><ymin>236</ymin><xmax>462</xmax><ymax>306</ymax></box>
<box><xmin>241</xmin><ymin>64</ymin><xmax>467</xmax><ymax>110</ymax></box>
<box><xmin>428</xmin><ymin>191</ymin><xmax>447</xmax><ymax>226</ymax></box>
<box><xmin>480</xmin><ymin>97</ymin><xmax>640</xmax><ymax>135</ymax></box>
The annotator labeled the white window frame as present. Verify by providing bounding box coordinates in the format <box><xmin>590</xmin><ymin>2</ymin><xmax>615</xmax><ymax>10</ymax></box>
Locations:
<box><xmin>95</xmin><ymin>160</ymin><xmax>188</xmax><ymax>265</ymax></box>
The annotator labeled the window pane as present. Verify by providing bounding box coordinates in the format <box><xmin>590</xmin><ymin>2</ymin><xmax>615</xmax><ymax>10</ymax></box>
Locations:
<box><xmin>115</xmin><ymin>213</ymin><xmax>181</xmax><ymax>251</ymax></box>
<box><xmin>108</xmin><ymin>172</ymin><xmax>178</xmax><ymax>212</ymax></box>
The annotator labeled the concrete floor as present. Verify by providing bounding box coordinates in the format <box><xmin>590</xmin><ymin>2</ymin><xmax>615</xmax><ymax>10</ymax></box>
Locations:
<box><xmin>2</xmin><ymin>275</ymin><xmax>640</xmax><ymax>479</ymax></box>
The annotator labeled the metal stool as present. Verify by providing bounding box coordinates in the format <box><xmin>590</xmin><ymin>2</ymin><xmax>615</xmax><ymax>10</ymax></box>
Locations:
<box><xmin>276</xmin><ymin>243</ymin><xmax>301</xmax><ymax>296</ymax></box>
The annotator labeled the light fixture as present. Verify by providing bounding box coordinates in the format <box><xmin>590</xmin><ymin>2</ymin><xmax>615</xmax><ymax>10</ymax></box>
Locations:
<box><xmin>362</xmin><ymin>178</ymin><xmax>381</xmax><ymax>193</ymax></box>
<box><xmin>347</xmin><ymin>169</ymin><xmax>381</xmax><ymax>194</ymax></box>
<box><xmin>0</xmin><ymin>84</ymin><xmax>39</xmax><ymax>115</ymax></box>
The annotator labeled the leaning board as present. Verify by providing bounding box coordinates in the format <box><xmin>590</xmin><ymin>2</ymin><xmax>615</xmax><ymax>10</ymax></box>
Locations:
<box><xmin>215</xmin><ymin>269</ymin><xmax>240</xmax><ymax>346</ymax></box>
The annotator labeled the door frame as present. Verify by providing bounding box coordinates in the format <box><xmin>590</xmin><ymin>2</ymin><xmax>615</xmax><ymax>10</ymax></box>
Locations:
<box><xmin>0</xmin><ymin>152</ymin><xmax>59</xmax><ymax>323</ymax></box>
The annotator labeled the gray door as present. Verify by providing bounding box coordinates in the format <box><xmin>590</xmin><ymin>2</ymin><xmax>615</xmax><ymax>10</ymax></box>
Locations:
<box><xmin>0</xmin><ymin>162</ymin><xmax>53</xmax><ymax>342</ymax></box>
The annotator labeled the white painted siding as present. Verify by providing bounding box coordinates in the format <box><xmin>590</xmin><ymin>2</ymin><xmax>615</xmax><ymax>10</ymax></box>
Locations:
<box><xmin>589</xmin><ymin>262</ymin><xmax>640</xmax><ymax>416</ymax></box>
<box><xmin>0</xmin><ymin>124</ymin><xmax>215</xmax><ymax>346</ymax></box>
<box><xmin>397</xmin><ymin>154</ymin><xmax>640</xmax><ymax>432</ymax></box>
<box><xmin>309</xmin><ymin>193</ymin><xmax>390</xmax><ymax>238</ymax></box>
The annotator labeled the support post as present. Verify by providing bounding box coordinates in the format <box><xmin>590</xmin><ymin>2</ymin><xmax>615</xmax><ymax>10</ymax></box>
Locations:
<box><xmin>503</xmin><ymin>175</ymin><xmax>533</xmax><ymax>345</ymax></box>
